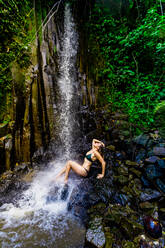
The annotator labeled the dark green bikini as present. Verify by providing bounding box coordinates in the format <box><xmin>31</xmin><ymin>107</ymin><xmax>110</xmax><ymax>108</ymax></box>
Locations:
<box><xmin>85</xmin><ymin>153</ymin><xmax>93</xmax><ymax>162</ymax></box>
<box><xmin>83</xmin><ymin>153</ymin><xmax>93</xmax><ymax>174</ymax></box>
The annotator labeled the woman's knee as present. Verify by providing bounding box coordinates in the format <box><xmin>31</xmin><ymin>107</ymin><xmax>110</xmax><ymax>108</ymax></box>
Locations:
<box><xmin>66</xmin><ymin>160</ymin><xmax>72</xmax><ymax>168</ymax></box>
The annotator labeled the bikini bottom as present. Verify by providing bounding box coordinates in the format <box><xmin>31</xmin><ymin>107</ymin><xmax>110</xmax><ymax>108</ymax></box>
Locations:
<box><xmin>83</xmin><ymin>167</ymin><xmax>89</xmax><ymax>175</ymax></box>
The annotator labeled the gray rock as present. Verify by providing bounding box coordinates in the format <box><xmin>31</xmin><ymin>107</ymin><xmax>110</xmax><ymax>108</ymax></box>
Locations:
<box><xmin>153</xmin><ymin>147</ymin><xmax>165</xmax><ymax>157</ymax></box>
<box><xmin>86</xmin><ymin>217</ymin><xmax>105</xmax><ymax>248</ymax></box>
<box><xmin>145</xmin><ymin>156</ymin><xmax>160</xmax><ymax>164</ymax></box>
<box><xmin>140</xmin><ymin>189</ymin><xmax>162</xmax><ymax>202</ymax></box>
<box><xmin>157</xmin><ymin>159</ymin><xmax>165</xmax><ymax>169</ymax></box>
<box><xmin>134</xmin><ymin>134</ymin><xmax>150</xmax><ymax>147</ymax></box>
<box><xmin>135</xmin><ymin>149</ymin><xmax>146</xmax><ymax>163</ymax></box>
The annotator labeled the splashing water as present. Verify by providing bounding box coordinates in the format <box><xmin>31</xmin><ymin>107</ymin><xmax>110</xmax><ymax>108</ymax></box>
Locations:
<box><xmin>0</xmin><ymin>4</ymin><xmax>85</xmax><ymax>248</ymax></box>
<box><xmin>0</xmin><ymin>162</ymin><xmax>85</xmax><ymax>247</ymax></box>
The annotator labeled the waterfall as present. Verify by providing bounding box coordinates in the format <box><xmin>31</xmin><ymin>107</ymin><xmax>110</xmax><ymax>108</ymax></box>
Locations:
<box><xmin>57</xmin><ymin>3</ymin><xmax>78</xmax><ymax>159</ymax></box>
<box><xmin>0</xmin><ymin>4</ymin><xmax>85</xmax><ymax>248</ymax></box>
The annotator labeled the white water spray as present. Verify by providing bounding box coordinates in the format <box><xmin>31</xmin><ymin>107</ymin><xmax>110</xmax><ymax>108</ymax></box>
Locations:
<box><xmin>58</xmin><ymin>3</ymin><xmax>78</xmax><ymax>158</ymax></box>
<box><xmin>0</xmin><ymin>4</ymin><xmax>84</xmax><ymax>248</ymax></box>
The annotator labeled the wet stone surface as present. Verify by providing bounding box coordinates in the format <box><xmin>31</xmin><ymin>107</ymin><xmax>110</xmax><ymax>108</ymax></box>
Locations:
<box><xmin>86</xmin><ymin>217</ymin><xmax>105</xmax><ymax>248</ymax></box>
<box><xmin>0</xmin><ymin>126</ymin><xmax>165</xmax><ymax>247</ymax></box>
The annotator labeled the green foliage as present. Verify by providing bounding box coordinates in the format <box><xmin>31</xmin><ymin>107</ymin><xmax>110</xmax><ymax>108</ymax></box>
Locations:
<box><xmin>0</xmin><ymin>0</ymin><xmax>34</xmax><ymax>120</ymax></box>
<box><xmin>154</xmin><ymin>100</ymin><xmax>165</xmax><ymax>114</ymax></box>
<box><xmin>88</xmin><ymin>3</ymin><xmax>165</xmax><ymax>130</ymax></box>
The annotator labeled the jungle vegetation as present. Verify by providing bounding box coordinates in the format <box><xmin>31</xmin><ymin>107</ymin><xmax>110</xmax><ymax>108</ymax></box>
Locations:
<box><xmin>88</xmin><ymin>0</ymin><xmax>165</xmax><ymax>131</ymax></box>
<box><xmin>0</xmin><ymin>0</ymin><xmax>165</xmax><ymax>133</ymax></box>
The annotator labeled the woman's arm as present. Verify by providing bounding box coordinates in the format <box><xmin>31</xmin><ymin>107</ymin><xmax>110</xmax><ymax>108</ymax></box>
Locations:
<box><xmin>92</xmin><ymin>139</ymin><xmax>105</xmax><ymax>148</ymax></box>
<box><xmin>94</xmin><ymin>150</ymin><xmax>106</xmax><ymax>179</ymax></box>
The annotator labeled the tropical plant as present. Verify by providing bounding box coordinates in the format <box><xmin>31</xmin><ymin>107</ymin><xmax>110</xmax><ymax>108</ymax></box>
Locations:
<box><xmin>88</xmin><ymin>2</ymin><xmax>165</xmax><ymax>130</ymax></box>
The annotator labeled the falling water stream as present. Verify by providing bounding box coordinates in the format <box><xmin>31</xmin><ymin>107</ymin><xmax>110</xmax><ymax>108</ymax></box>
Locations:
<box><xmin>0</xmin><ymin>4</ymin><xmax>85</xmax><ymax>248</ymax></box>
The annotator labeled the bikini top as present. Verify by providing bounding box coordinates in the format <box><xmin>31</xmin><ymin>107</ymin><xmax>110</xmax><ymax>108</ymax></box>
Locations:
<box><xmin>85</xmin><ymin>153</ymin><xmax>93</xmax><ymax>162</ymax></box>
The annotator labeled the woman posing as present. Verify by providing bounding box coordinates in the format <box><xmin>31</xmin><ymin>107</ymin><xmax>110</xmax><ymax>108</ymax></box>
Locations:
<box><xmin>56</xmin><ymin>139</ymin><xmax>106</xmax><ymax>183</ymax></box>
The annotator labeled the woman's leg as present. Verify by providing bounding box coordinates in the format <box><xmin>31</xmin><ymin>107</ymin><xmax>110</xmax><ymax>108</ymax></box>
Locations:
<box><xmin>64</xmin><ymin>160</ymin><xmax>87</xmax><ymax>183</ymax></box>
<box><xmin>56</xmin><ymin>167</ymin><xmax>67</xmax><ymax>179</ymax></box>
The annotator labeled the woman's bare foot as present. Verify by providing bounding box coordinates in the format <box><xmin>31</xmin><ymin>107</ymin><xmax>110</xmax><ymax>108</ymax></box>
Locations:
<box><xmin>64</xmin><ymin>178</ymin><xmax>68</xmax><ymax>184</ymax></box>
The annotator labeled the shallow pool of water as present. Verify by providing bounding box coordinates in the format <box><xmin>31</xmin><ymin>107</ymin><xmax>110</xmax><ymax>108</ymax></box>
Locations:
<box><xmin>0</xmin><ymin>160</ymin><xmax>86</xmax><ymax>248</ymax></box>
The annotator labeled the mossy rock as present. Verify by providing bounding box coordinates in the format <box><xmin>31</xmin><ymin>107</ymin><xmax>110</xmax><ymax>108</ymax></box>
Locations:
<box><xmin>104</xmin><ymin>227</ymin><xmax>114</xmax><ymax>248</ymax></box>
<box><xmin>104</xmin><ymin>204</ymin><xmax>143</xmax><ymax>239</ymax></box>
<box><xmin>0</xmin><ymin>123</ymin><xmax>9</xmax><ymax>138</ymax></box>
<box><xmin>113</xmin><ymin>175</ymin><xmax>129</xmax><ymax>184</ymax></box>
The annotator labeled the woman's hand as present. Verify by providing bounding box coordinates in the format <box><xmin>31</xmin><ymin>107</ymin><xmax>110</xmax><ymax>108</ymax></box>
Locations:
<box><xmin>97</xmin><ymin>174</ymin><xmax>104</xmax><ymax>179</ymax></box>
<box><xmin>101</xmin><ymin>142</ymin><xmax>105</xmax><ymax>147</ymax></box>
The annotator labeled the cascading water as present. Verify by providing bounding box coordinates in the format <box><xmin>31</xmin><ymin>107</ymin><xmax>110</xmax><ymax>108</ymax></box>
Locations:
<box><xmin>57</xmin><ymin>3</ymin><xmax>79</xmax><ymax>159</ymax></box>
<box><xmin>0</xmin><ymin>4</ymin><xmax>85</xmax><ymax>248</ymax></box>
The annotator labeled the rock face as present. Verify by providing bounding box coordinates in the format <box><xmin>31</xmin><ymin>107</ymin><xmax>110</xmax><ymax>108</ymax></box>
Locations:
<box><xmin>0</xmin><ymin>120</ymin><xmax>165</xmax><ymax>247</ymax></box>
<box><xmin>0</xmin><ymin>1</ymin><xmax>100</xmax><ymax>173</ymax></box>
<box><xmin>64</xmin><ymin>132</ymin><xmax>165</xmax><ymax>247</ymax></box>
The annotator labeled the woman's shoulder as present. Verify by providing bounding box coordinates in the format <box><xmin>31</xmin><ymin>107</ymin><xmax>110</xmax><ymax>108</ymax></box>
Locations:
<box><xmin>86</xmin><ymin>149</ymin><xmax>93</xmax><ymax>154</ymax></box>
<box><xmin>93</xmin><ymin>149</ymin><xmax>99</xmax><ymax>155</ymax></box>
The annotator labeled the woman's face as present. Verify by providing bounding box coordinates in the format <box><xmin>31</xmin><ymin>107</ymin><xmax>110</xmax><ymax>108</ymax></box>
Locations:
<box><xmin>94</xmin><ymin>142</ymin><xmax>102</xmax><ymax>151</ymax></box>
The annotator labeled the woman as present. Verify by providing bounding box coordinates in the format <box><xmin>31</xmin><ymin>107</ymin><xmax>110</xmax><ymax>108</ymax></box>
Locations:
<box><xmin>56</xmin><ymin>139</ymin><xmax>106</xmax><ymax>183</ymax></box>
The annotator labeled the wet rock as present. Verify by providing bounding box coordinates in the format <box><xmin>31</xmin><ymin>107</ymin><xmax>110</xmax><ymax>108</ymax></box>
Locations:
<box><xmin>46</xmin><ymin>186</ymin><xmax>59</xmax><ymax>203</ymax></box>
<box><xmin>143</xmin><ymin>216</ymin><xmax>162</xmax><ymax>239</ymax></box>
<box><xmin>86</xmin><ymin>217</ymin><xmax>105</xmax><ymax>248</ymax></box>
<box><xmin>145</xmin><ymin>164</ymin><xmax>162</xmax><ymax>180</ymax></box>
<box><xmin>155</xmin><ymin>178</ymin><xmax>165</xmax><ymax>193</ymax></box>
<box><xmin>106</xmin><ymin>145</ymin><xmax>115</xmax><ymax>151</ymax></box>
<box><xmin>22</xmin><ymin>169</ymin><xmax>37</xmax><ymax>182</ymax></box>
<box><xmin>115</xmin><ymin>152</ymin><xmax>125</xmax><ymax>160</ymax></box>
<box><xmin>140</xmin><ymin>201</ymin><xmax>156</xmax><ymax>211</ymax></box>
<box><xmin>157</xmin><ymin>159</ymin><xmax>165</xmax><ymax>169</ymax></box>
<box><xmin>135</xmin><ymin>149</ymin><xmax>146</xmax><ymax>163</ymax></box>
<box><xmin>104</xmin><ymin>227</ymin><xmax>114</xmax><ymax>248</ymax></box>
<box><xmin>117</xmin><ymin>165</ymin><xmax>128</xmax><ymax>176</ymax></box>
<box><xmin>125</xmin><ymin>160</ymin><xmax>139</xmax><ymax>167</ymax></box>
<box><xmin>139</xmin><ymin>234</ymin><xmax>165</xmax><ymax>248</ymax></box>
<box><xmin>113</xmin><ymin>193</ymin><xmax>131</xmax><ymax>206</ymax></box>
<box><xmin>32</xmin><ymin>147</ymin><xmax>45</xmax><ymax>163</ymax></box>
<box><xmin>146</xmin><ymin>138</ymin><xmax>155</xmax><ymax>149</ymax></box>
<box><xmin>141</xmin><ymin>175</ymin><xmax>152</xmax><ymax>187</ymax></box>
<box><xmin>88</xmin><ymin>203</ymin><xmax>106</xmax><ymax>215</ymax></box>
<box><xmin>129</xmin><ymin>167</ymin><xmax>142</xmax><ymax>177</ymax></box>
<box><xmin>61</xmin><ymin>183</ymin><xmax>69</xmax><ymax>200</ymax></box>
<box><xmin>128</xmin><ymin>180</ymin><xmax>142</xmax><ymax>197</ymax></box>
<box><xmin>147</xmin><ymin>149</ymin><xmax>154</xmax><ymax>157</ymax></box>
<box><xmin>134</xmin><ymin>134</ymin><xmax>150</xmax><ymax>147</ymax></box>
<box><xmin>104</xmin><ymin>204</ymin><xmax>143</xmax><ymax>239</ymax></box>
<box><xmin>0</xmin><ymin>170</ymin><xmax>13</xmax><ymax>181</ymax></box>
<box><xmin>113</xmin><ymin>175</ymin><xmax>129</xmax><ymax>185</ymax></box>
<box><xmin>153</xmin><ymin>147</ymin><xmax>165</xmax><ymax>157</ymax></box>
<box><xmin>140</xmin><ymin>189</ymin><xmax>162</xmax><ymax>202</ymax></box>
<box><xmin>0</xmin><ymin>179</ymin><xmax>29</xmax><ymax>206</ymax></box>
<box><xmin>68</xmin><ymin>179</ymin><xmax>95</xmax><ymax>222</ymax></box>
<box><xmin>14</xmin><ymin>162</ymin><xmax>30</xmax><ymax>173</ymax></box>
<box><xmin>145</xmin><ymin>156</ymin><xmax>160</xmax><ymax>164</ymax></box>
